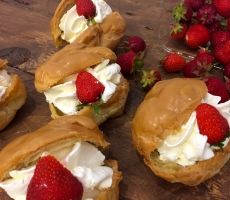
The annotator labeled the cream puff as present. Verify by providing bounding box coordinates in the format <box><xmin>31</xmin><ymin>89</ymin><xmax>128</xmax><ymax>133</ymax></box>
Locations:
<box><xmin>0</xmin><ymin>115</ymin><xmax>122</xmax><ymax>200</ymax></box>
<box><xmin>0</xmin><ymin>59</ymin><xmax>26</xmax><ymax>131</ymax></box>
<box><xmin>35</xmin><ymin>46</ymin><xmax>129</xmax><ymax>124</ymax></box>
<box><xmin>51</xmin><ymin>0</ymin><xmax>126</xmax><ymax>49</ymax></box>
<box><xmin>132</xmin><ymin>78</ymin><xmax>230</xmax><ymax>186</ymax></box>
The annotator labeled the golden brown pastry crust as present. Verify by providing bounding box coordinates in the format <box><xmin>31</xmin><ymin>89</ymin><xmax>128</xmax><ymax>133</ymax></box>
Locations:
<box><xmin>51</xmin><ymin>0</ymin><xmax>126</xmax><ymax>49</ymax></box>
<box><xmin>0</xmin><ymin>115</ymin><xmax>122</xmax><ymax>200</ymax></box>
<box><xmin>132</xmin><ymin>78</ymin><xmax>230</xmax><ymax>186</ymax></box>
<box><xmin>34</xmin><ymin>46</ymin><xmax>129</xmax><ymax>124</ymax></box>
<box><xmin>34</xmin><ymin>46</ymin><xmax>117</xmax><ymax>92</ymax></box>
<box><xmin>0</xmin><ymin>60</ymin><xmax>26</xmax><ymax>131</ymax></box>
<box><xmin>49</xmin><ymin>76</ymin><xmax>129</xmax><ymax>125</ymax></box>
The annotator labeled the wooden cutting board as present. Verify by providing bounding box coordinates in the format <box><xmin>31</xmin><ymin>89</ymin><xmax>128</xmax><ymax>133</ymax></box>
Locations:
<box><xmin>0</xmin><ymin>0</ymin><xmax>229</xmax><ymax>199</ymax></box>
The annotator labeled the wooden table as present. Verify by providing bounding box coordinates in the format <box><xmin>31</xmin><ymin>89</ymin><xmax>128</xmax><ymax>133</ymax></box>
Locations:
<box><xmin>0</xmin><ymin>0</ymin><xmax>229</xmax><ymax>199</ymax></box>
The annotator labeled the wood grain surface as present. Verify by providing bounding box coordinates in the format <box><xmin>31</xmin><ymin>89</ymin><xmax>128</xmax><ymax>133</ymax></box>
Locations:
<box><xmin>0</xmin><ymin>0</ymin><xmax>229</xmax><ymax>199</ymax></box>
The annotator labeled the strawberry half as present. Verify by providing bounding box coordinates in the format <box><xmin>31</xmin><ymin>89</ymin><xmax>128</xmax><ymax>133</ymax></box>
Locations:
<box><xmin>196</xmin><ymin>103</ymin><xmax>229</xmax><ymax>145</ymax></box>
<box><xmin>76</xmin><ymin>0</ymin><xmax>96</xmax><ymax>19</ymax></box>
<box><xmin>27</xmin><ymin>156</ymin><xmax>83</xmax><ymax>200</ymax></box>
<box><xmin>76</xmin><ymin>71</ymin><xmax>105</xmax><ymax>104</ymax></box>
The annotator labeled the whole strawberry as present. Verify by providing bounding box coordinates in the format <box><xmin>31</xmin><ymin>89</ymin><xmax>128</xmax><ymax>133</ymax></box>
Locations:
<box><xmin>224</xmin><ymin>64</ymin><xmax>230</xmax><ymax>78</ymax></box>
<box><xmin>162</xmin><ymin>53</ymin><xmax>186</xmax><ymax>73</ymax></box>
<box><xmin>128</xmin><ymin>36</ymin><xmax>146</xmax><ymax>53</ymax></box>
<box><xmin>183</xmin><ymin>59</ymin><xmax>200</xmax><ymax>78</ymax></box>
<box><xmin>196</xmin><ymin>103</ymin><xmax>229</xmax><ymax>145</ymax></box>
<box><xmin>76</xmin><ymin>0</ymin><xmax>96</xmax><ymax>19</ymax></box>
<box><xmin>205</xmin><ymin>76</ymin><xmax>230</xmax><ymax>103</ymax></box>
<box><xmin>117</xmin><ymin>51</ymin><xmax>143</xmax><ymax>76</ymax></box>
<box><xmin>214</xmin><ymin>40</ymin><xmax>230</xmax><ymax>65</ymax></box>
<box><xmin>211</xmin><ymin>31</ymin><xmax>230</xmax><ymax>48</ymax></box>
<box><xmin>213</xmin><ymin>0</ymin><xmax>230</xmax><ymax>18</ymax></box>
<box><xmin>208</xmin><ymin>21</ymin><xmax>221</xmax><ymax>33</ymax></box>
<box><xmin>185</xmin><ymin>0</ymin><xmax>205</xmax><ymax>11</ymax></box>
<box><xmin>171</xmin><ymin>23</ymin><xmax>188</xmax><ymax>40</ymax></box>
<box><xmin>140</xmin><ymin>68</ymin><xmax>161</xmax><ymax>91</ymax></box>
<box><xmin>76</xmin><ymin>71</ymin><xmax>105</xmax><ymax>104</ymax></box>
<box><xmin>185</xmin><ymin>24</ymin><xmax>210</xmax><ymax>49</ymax></box>
<box><xmin>27</xmin><ymin>156</ymin><xmax>83</xmax><ymax>200</ymax></box>
<box><xmin>195</xmin><ymin>49</ymin><xmax>214</xmax><ymax>70</ymax></box>
<box><xmin>196</xmin><ymin>4</ymin><xmax>217</xmax><ymax>26</ymax></box>
<box><xmin>172</xmin><ymin>3</ymin><xmax>193</xmax><ymax>22</ymax></box>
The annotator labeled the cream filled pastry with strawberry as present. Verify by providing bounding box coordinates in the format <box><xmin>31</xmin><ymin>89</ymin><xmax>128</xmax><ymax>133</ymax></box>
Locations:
<box><xmin>51</xmin><ymin>0</ymin><xmax>126</xmax><ymax>49</ymax></box>
<box><xmin>0</xmin><ymin>59</ymin><xmax>26</xmax><ymax>131</ymax></box>
<box><xmin>35</xmin><ymin>46</ymin><xmax>129</xmax><ymax>124</ymax></box>
<box><xmin>132</xmin><ymin>78</ymin><xmax>230</xmax><ymax>186</ymax></box>
<box><xmin>0</xmin><ymin>115</ymin><xmax>122</xmax><ymax>200</ymax></box>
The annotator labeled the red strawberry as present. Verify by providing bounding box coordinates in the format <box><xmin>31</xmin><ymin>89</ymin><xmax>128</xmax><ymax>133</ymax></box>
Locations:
<box><xmin>76</xmin><ymin>0</ymin><xmax>96</xmax><ymax>19</ymax></box>
<box><xmin>185</xmin><ymin>0</ymin><xmax>205</xmax><ymax>11</ymax></box>
<box><xmin>196</xmin><ymin>103</ymin><xmax>229</xmax><ymax>145</ymax></box>
<box><xmin>195</xmin><ymin>49</ymin><xmax>214</xmax><ymax>70</ymax></box>
<box><xmin>205</xmin><ymin>76</ymin><xmax>230</xmax><ymax>103</ymax></box>
<box><xmin>211</xmin><ymin>31</ymin><xmax>230</xmax><ymax>48</ymax></box>
<box><xmin>208</xmin><ymin>21</ymin><xmax>221</xmax><ymax>33</ymax></box>
<box><xmin>140</xmin><ymin>68</ymin><xmax>161</xmax><ymax>91</ymax></box>
<box><xmin>172</xmin><ymin>3</ymin><xmax>193</xmax><ymax>22</ymax></box>
<box><xmin>27</xmin><ymin>156</ymin><xmax>83</xmax><ymax>200</ymax></box>
<box><xmin>128</xmin><ymin>36</ymin><xmax>146</xmax><ymax>53</ymax></box>
<box><xmin>227</xmin><ymin>18</ymin><xmax>230</xmax><ymax>31</ymax></box>
<box><xmin>214</xmin><ymin>39</ymin><xmax>230</xmax><ymax>65</ymax></box>
<box><xmin>213</xmin><ymin>0</ymin><xmax>230</xmax><ymax>18</ymax></box>
<box><xmin>162</xmin><ymin>53</ymin><xmax>186</xmax><ymax>72</ymax></box>
<box><xmin>185</xmin><ymin>24</ymin><xmax>210</xmax><ymax>49</ymax></box>
<box><xmin>76</xmin><ymin>71</ymin><xmax>105</xmax><ymax>104</ymax></box>
<box><xmin>183</xmin><ymin>59</ymin><xmax>200</xmax><ymax>78</ymax></box>
<box><xmin>171</xmin><ymin>23</ymin><xmax>188</xmax><ymax>40</ymax></box>
<box><xmin>224</xmin><ymin>64</ymin><xmax>230</xmax><ymax>78</ymax></box>
<box><xmin>117</xmin><ymin>51</ymin><xmax>139</xmax><ymax>76</ymax></box>
<box><xmin>196</xmin><ymin>4</ymin><xmax>217</xmax><ymax>26</ymax></box>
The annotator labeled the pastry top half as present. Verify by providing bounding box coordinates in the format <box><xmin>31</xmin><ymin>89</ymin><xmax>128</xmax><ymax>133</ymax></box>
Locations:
<box><xmin>51</xmin><ymin>0</ymin><xmax>126</xmax><ymax>49</ymax></box>
<box><xmin>132</xmin><ymin>78</ymin><xmax>230</xmax><ymax>186</ymax></box>
<box><xmin>0</xmin><ymin>115</ymin><xmax>109</xmax><ymax>181</ymax></box>
<box><xmin>35</xmin><ymin>46</ymin><xmax>116</xmax><ymax>93</ymax></box>
<box><xmin>0</xmin><ymin>59</ymin><xmax>26</xmax><ymax>131</ymax></box>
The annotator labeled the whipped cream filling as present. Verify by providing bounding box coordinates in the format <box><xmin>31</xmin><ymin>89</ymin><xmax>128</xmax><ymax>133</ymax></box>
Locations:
<box><xmin>0</xmin><ymin>69</ymin><xmax>11</xmax><ymax>100</ymax></box>
<box><xmin>0</xmin><ymin>142</ymin><xmax>113</xmax><ymax>200</ymax></box>
<box><xmin>44</xmin><ymin>59</ymin><xmax>122</xmax><ymax>115</ymax></box>
<box><xmin>59</xmin><ymin>0</ymin><xmax>112</xmax><ymax>43</ymax></box>
<box><xmin>158</xmin><ymin>93</ymin><xmax>230</xmax><ymax>166</ymax></box>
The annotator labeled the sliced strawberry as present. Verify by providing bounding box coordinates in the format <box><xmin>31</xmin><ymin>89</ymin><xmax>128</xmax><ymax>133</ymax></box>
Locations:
<box><xmin>27</xmin><ymin>156</ymin><xmax>83</xmax><ymax>200</ymax></box>
<box><xmin>76</xmin><ymin>71</ymin><xmax>105</xmax><ymax>104</ymax></box>
<box><xmin>196</xmin><ymin>103</ymin><xmax>229</xmax><ymax>145</ymax></box>
<box><xmin>76</xmin><ymin>0</ymin><xmax>96</xmax><ymax>19</ymax></box>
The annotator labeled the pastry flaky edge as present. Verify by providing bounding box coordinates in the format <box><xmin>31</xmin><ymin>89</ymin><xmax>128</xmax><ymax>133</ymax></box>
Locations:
<box><xmin>0</xmin><ymin>59</ymin><xmax>26</xmax><ymax>131</ymax></box>
<box><xmin>34</xmin><ymin>46</ymin><xmax>129</xmax><ymax>125</ymax></box>
<box><xmin>0</xmin><ymin>115</ymin><xmax>122</xmax><ymax>200</ymax></box>
<box><xmin>132</xmin><ymin>78</ymin><xmax>230</xmax><ymax>186</ymax></box>
<box><xmin>51</xmin><ymin>0</ymin><xmax>126</xmax><ymax>49</ymax></box>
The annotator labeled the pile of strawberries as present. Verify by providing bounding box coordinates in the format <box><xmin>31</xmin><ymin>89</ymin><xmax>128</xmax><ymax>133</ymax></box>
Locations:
<box><xmin>116</xmin><ymin>36</ymin><xmax>161</xmax><ymax>90</ymax></box>
<box><xmin>161</xmin><ymin>0</ymin><xmax>230</xmax><ymax>103</ymax></box>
